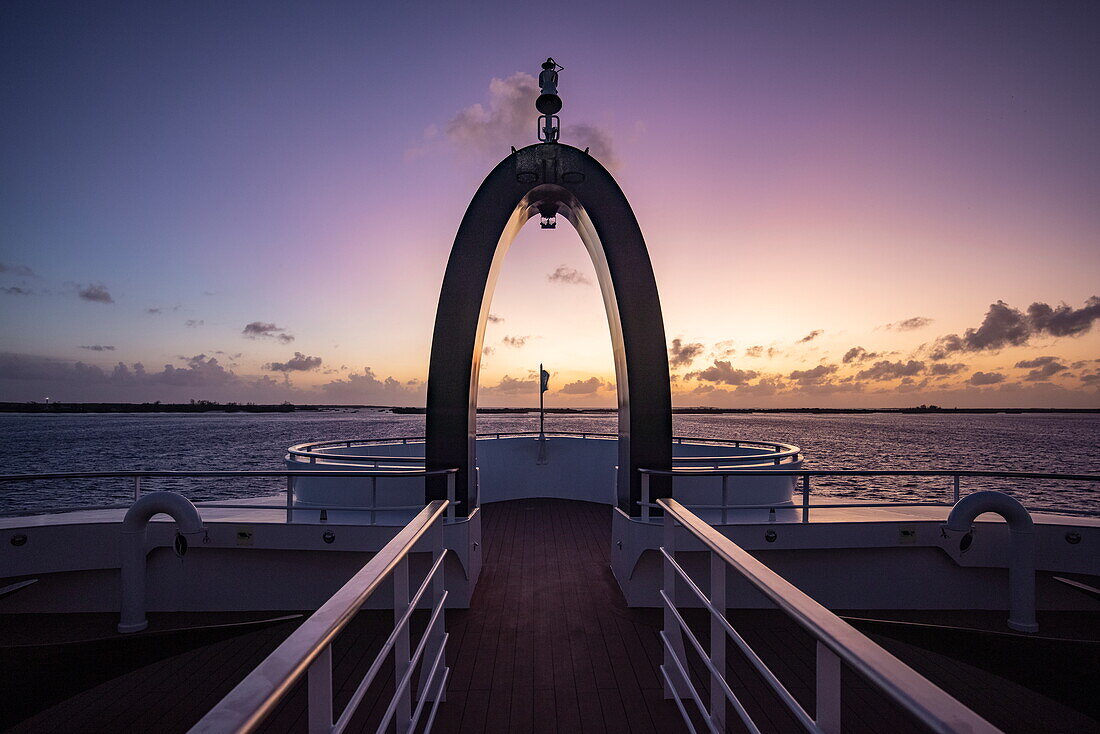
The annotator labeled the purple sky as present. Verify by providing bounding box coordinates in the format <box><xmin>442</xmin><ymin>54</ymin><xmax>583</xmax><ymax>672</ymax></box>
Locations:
<box><xmin>2</xmin><ymin>1</ymin><xmax>1098</xmax><ymax>407</ymax></box>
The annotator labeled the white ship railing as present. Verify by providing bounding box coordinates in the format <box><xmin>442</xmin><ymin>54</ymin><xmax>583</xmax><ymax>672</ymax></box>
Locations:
<box><xmin>0</xmin><ymin>469</ymin><xmax>459</xmax><ymax>523</ymax></box>
<box><xmin>287</xmin><ymin>432</ymin><xmax>802</xmax><ymax>466</ymax></box>
<box><xmin>639</xmin><ymin>468</ymin><xmax>1100</xmax><ymax>521</ymax></box>
<box><xmin>657</xmin><ymin>497</ymin><xmax>1001</xmax><ymax>734</ymax></box>
<box><xmin>190</xmin><ymin>500</ymin><xmax>450</xmax><ymax>734</ymax></box>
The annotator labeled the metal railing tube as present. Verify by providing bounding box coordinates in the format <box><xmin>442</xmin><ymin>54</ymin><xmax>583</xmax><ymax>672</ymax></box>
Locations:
<box><xmin>657</xmin><ymin>498</ymin><xmax>1000</xmax><ymax>734</ymax></box>
<box><xmin>189</xmin><ymin>500</ymin><xmax>449</xmax><ymax>734</ymax></box>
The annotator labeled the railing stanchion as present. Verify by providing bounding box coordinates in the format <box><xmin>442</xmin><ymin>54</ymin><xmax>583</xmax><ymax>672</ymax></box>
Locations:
<box><xmin>393</xmin><ymin>556</ymin><xmax>412</xmax><ymax>733</ymax></box>
<box><xmin>662</xmin><ymin>506</ymin><xmax>675</xmax><ymax>697</ymax></box>
<box><xmin>802</xmin><ymin>475</ymin><xmax>811</xmax><ymax>523</ymax></box>
<box><xmin>710</xmin><ymin>552</ymin><xmax>727</xmax><ymax>730</ymax></box>
<box><xmin>721</xmin><ymin>475</ymin><xmax>729</xmax><ymax>525</ymax></box>
<box><xmin>307</xmin><ymin>645</ymin><xmax>333</xmax><ymax>733</ymax></box>
<box><xmin>133</xmin><ymin>476</ymin><xmax>141</xmax><ymax>502</ymax></box>
<box><xmin>286</xmin><ymin>476</ymin><xmax>293</xmax><ymax>523</ymax></box>
<box><xmin>815</xmin><ymin>641</ymin><xmax>841</xmax><ymax>734</ymax></box>
<box><xmin>641</xmin><ymin>473</ymin><xmax>651</xmax><ymax>521</ymax></box>
<box><xmin>953</xmin><ymin>475</ymin><xmax>961</xmax><ymax>504</ymax></box>
<box><xmin>446</xmin><ymin>472</ymin><xmax>456</xmax><ymax>523</ymax></box>
<box><xmin>370</xmin><ymin>477</ymin><xmax>377</xmax><ymax>525</ymax></box>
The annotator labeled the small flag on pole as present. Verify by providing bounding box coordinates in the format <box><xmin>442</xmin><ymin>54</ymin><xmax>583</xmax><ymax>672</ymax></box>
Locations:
<box><xmin>540</xmin><ymin>367</ymin><xmax>550</xmax><ymax>393</ymax></box>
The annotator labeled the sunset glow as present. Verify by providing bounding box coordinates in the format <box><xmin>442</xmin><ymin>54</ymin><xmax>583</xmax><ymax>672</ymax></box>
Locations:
<box><xmin>2</xmin><ymin>2</ymin><xmax>1098</xmax><ymax>408</ymax></box>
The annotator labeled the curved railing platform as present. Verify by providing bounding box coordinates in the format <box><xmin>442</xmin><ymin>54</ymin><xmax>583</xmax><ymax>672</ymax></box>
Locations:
<box><xmin>287</xmin><ymin>431</ymin><xmax>803</xmax><ymax>467</ymax></box>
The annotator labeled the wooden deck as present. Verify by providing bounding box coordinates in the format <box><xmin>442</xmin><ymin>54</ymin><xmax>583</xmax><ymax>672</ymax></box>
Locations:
<box><xmin>6</xmin><ymin>499</ymin><xmax>1098</xmax><ymax>732</ymax></box>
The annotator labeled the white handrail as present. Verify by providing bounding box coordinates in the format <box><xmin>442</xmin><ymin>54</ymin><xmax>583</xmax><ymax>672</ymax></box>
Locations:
<box><xmin>189</xmin><ymin>500</ymin><xmax>450</xmax><ymax>734</ymax></box>
<box><xmin>658</xmin><ymin>498</ymin><xmax>1001</xmax><ymax>734</ymax></box>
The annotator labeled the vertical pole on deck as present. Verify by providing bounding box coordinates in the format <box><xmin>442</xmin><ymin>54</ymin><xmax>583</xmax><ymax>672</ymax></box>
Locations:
<box><xmin>953</xmin><ymin>475</ymin><xmax>961</xmax><ymax>504</ymax></box>
<box><xmin>662</xmin><ymin>508</ymin><xmax>676</xmax><ymax>698</ymax></box>
<box><xmin>394</xmin><ymin>556</ymin><xmax>412</xmax><ymax>732</ymax></box>
<box><xmin>815</xmin><ymin>641</ymin><xmax>841</xmax><ymax>734</ymax></box>
<box><xmin>539</xmin><ymin>362</ymin><xmax>545</xmax><ymax>438</ymax></box>
<box><xmin>133</xmin><ymin>476</ymin><xmax>141</xmax><ymax>502</ymax></box>
<box><xmin>802</xmin><ymin>475</ymin><xmax>811</xmax><ymax>523</ymax></box>
<box><xmin>307</xmin><ymin>645</ymin><xmax>333</xmax><ymax>733</ymax></box>
<box><xmin>709</xmin><ymin>553</ymin><xmax>727</xmax><ymax>730</ymax></box>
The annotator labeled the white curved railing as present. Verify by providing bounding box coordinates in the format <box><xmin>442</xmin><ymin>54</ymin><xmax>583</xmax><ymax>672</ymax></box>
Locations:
<box><xmin>658</xmin><ymin>498</ymin><xmax>1000</xmax><ymax>734</ymax></box>
<box><xmin>190</xmin><ymin>500</ymin><xmax>450</xmax><ymax>734</ymax></box>
<box><xmin>0</xmin><ymin>469</ymin><xmax>458</xmax><ymax>522</ymax></box>
<box><xmin>638</xmin><ymin>467</ymin><xmax>1100</xmax><ymax>521</ymax></box>
<box><xmin>287</xmin><ymin>432</ymin><xmax>802</xmax><ymax>467</ymax></box>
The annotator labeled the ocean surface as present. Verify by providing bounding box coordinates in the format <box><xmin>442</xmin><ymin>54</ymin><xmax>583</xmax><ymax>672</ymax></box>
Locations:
<box><xmin>1</xmin><ymin>411</ymin><xmax>1097</xmax><ymax>515</ymax></box>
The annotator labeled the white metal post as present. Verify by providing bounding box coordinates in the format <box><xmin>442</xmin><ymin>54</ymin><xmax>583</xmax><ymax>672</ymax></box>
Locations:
<box><xmin>394</xmin><ymin>556</ymin><xmax>412</xmax><ymax>732</ymax></box>
<box><xmin>307</xmin><ymin>645</ymin><xmax>333</xmax><ymax>733</ymax></box>
<box><xmin>370</xmin><ymin>476</ymin><xmax>377</xmax><ymax>525</ymax></box>
<box><xmin>133</xmin><ymin>476</ymin><xmax>141</xmax><ymax>502</ymax></box>
<box><xmin>709</xmin><ymin>553</ymin><xmax>727</xmax><ymax>729</ymax></box>
<box><xmin>815</xmin><ymin>641</ymin><xmax>841</xmax><ymax>734</ymax></box>
<box><xmin>417</xmin><ymin>516</ymin><xmax>448</xmax><ymax>704</ymax></box>
<box><xmin>721</xmin><ymin>475</ymin><xmax>729</xmax><ymax>525</ymax></box>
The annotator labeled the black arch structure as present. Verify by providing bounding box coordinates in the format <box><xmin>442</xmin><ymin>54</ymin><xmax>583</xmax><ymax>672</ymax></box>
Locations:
<box><xmin>425</xmin><ymin>143</ymin><xmax>671</xmax><ymax>515</ymax></box>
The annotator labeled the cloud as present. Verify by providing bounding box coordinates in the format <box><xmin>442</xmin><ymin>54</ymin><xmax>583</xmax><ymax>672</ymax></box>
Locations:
<box><xmin>734</xmin><ymin>376</ymin><xmax>786</xmax><ymax>397</ymax></box>
<box><xmin>438</xmin><ymin>72</ymin><xmax>618</xmax><ymax>168</ymax></box>
<box><xmin>1027</xmin><ymin>297</ymin><xmax>1100</xmax><ymax>337</ymax></box>
<box><xmin>1014</xmin><ymin>356</ymin><xmax>1068</xmax><ymax>382</ymax></box>
<box><xmin>967</xmin><ymin>371</ymin><xmax>1006</xmax><ymax>386</ymax></box>
<box><xmin>559</xmin><ymin>377</ymin><xmax>604</xmax><ymax>394</ymax></box>
<box><xmin>547</xmin><ymin>265</ymin><xmax>591</xmax><ymax>285</ymax></box>
<box><xmin>444</xmin><ymin>72</ymin><xmax>539</xmax><ymax>154</ymax></box>
<box><xmin>710</xmin><ymin>340</ymin><xmax>736</xmax><ymax>358</ymax></box>
<box><xmin>842</xmin><ymin>346</ymin><xmax>879</xmax><ymax>364</ymax></box>
<box><xmin>929</xmin><ymin>362</ymin><xmax>967</xmax><ymax>378</ymax></box>
<box><xmin>0</xmin><ymin>353</ymin><xmax>238</xmax><ymax>390</ymax></box>
<box><xmin>319</xmin><ymin>367</ymin><xmax>419</xmax><ymax>403</ymax></box>
<box><xmin>481</xmin><ymin>374</ymin><xmax>538</xmax><ymax>395</ymax></box>
<box><xmin>243</xmin><ymin>321</ymin><xmax>294</xmax><ymax>344</ymax></box>
<box><xmin>687</xmin><ymin>360</ymin><xmax>759</xmax><ymax>385</ymax></box>
<box><xmin>148</xmin><ymin>354</ymin><xmax>236</xmax><ymax>387</ymax></box>
<box><xmin>0</xmin><ymin>263</ymin><xmax>37</xmax><ymax>278</ymax></box>
<box><xmin>855</xmin><ymin>360</ymin><xmax>925</xmax><ymax>381</ymax></box>
<box><xmin>145</xmin><ymin>307</ymin><xmax>162</xmax><ymax>314</ymax></box>
<box><xmin>502</xmin><ymin>335</ymin><xmax>529</xmax><ymax>348</ymax></box>
<box><xmin>2</xmin><ymin>286</ymin><xmax>33</xmax><ymax>295</ymax></box>
<box><xmin>487</xmin><ymin>313</ymin><xmax>504</xmax><ymax>324</ymax></box>
<box><xmin>884</xmin><ymin>317</ymin><xmax>933</xmax><ymax>331</ymax></box>
<box><xmin>798</xmin><ymin>329</ymin><xmax>824</xmax><ymax>343</ymax></box>
<box><xmin>266</xmin><ymin>352</ymin><xmax>323</xmax><ymax>372</ymax></box>
<box><xmin>930</xmin><ymin>297</ymin><xmax>1100</xmax><ymax>358</ymax></box>
<box><xmin>788</xmin><ymin>364</ymin><xmax>838</xmax><ymax>385</ymax></box>
<box><xmin>744</xmin><ymin>346</ymin><xmax>763</xmax><ymax>358</ymax></box>
<box><xmin>79</xmin><ymin>345</ymin><xmax>115</xmax><ymax>351</ymax></box>
<box><xmin>668</xmin><ymin>338</ymin><xmax>705</xmax><ymax>368</ymax></box>
<box><xmin>567</xmin><ymin>123</ymin><xmax>618</xmax><ymax>170</ymax></box>
<box><xmin>482</xmin><ymin>346</ymin><xmax>495</xmax><ymax>356</ymax></box>
<box><xmin>78</xmin><ymin>283</ymin><xmax>113</xmax><ymax>304</ymax></box>
<box><xmin>186</xmin><ymin>319</ymin><xmax>204</xmax><ymax>328</ymax></box>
